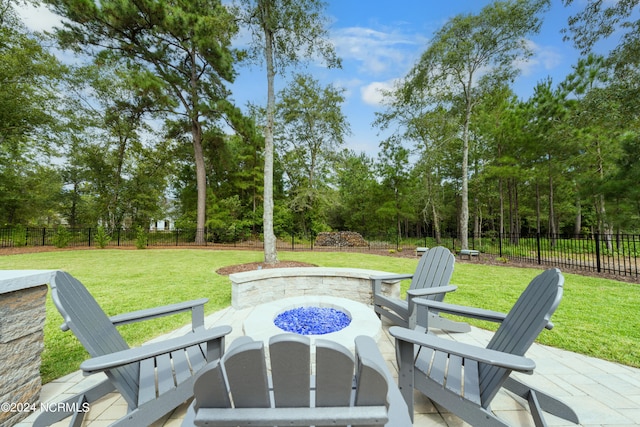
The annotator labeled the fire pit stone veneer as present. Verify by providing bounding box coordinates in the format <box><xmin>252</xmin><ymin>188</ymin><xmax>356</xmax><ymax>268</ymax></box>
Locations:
<box><xmin>229</xmin><ymin>267</ymin><xmax>401</xmax><ymax>309</ymax></box>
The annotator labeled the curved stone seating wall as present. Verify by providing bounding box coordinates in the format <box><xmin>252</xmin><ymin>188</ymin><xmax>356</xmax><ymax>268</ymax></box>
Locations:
<box><xmin>229</xmin><ymin>267</ymin><xmax>401</xmax><ymax>309</ymax></box>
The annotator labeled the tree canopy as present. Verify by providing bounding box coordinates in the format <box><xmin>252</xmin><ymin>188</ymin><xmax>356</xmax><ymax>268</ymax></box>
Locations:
<box><xmin>3</xmin><ymin>0</ymin><xmax>640</xmax><ymax>246</ymax></box>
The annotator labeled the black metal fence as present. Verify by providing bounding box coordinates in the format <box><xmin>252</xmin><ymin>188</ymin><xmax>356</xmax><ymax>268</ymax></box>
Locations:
<box><xmin>1</xmin><ymin>227</ymin><xmax>638</xmax><ymax>280</ymax></box>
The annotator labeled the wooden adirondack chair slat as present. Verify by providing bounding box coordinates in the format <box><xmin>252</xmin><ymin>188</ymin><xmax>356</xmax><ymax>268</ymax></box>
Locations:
<box><xmin>315</xmin><ymin>339</ymin><xmax>355</xmax><ymax>407</ymax></box>
<box><xmin>186</xmin><ymin>344</ymin><xmax>207</xmax><ymax>373</ymax></box>
<box><xmin>172</xmin><ymin>350</ymin><xmax>192</xmax><ymax>384</ymax></box>
<box><xmin>156</xmin><ymin>353</ymin><xmax>175</xmax><ymax>396</ymax></box>
<box><xmin>270</xmin><ymin>335</ymin><xmax>311</xmax><ymax>407</ymax></box>
<box><xmin>138</xmin><ymin>358</ymin><xmax>157</xmax><ymax>406</ymax></box>
<box><xmin>224</xmin><ymin>341</ymin><xmax>271</xmax><ymax>408</ymax></box>
<box><xmin>446</xmin><ymin>355</ymin><xmax>463</xmax><ymax>396</ymax></box>
<box><xmin>193</xmin><ymin>361</ymin><xmax>231</xmax><ymax>410</ymax></box>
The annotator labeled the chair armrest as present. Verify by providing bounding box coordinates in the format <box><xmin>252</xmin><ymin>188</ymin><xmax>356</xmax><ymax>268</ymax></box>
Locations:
<box><xmin>406</xmin><ymin>285</ymin><xmax>457</xmax><ymax>297</ymax></box>
<box><xmin>80</xmin><ymin>325</ymin><xmax>232</xmax><ymax>375</ymax></box>
<box><xmin>370</xmin><ymin>273</ymin><xmax>414</xmax><ymax>282</ymax></box>
<box><xmin>412</xmin><ymin>299</ymin><xmax>507</xmax><ymax>323</ymax></box>
<box><xmin>109</xmin><ymin>298</ymin><xmax>209</xmax><ymax>329</ymax></box>
<box><xmin>371</xmin><ymin>273</ymin><xmax>414</xmax><ymax>295</ymax></box>
<box><xmin>389</xmin><ymin>326</ymin><xmax>535</xmax><ymax>373</ymax></box>
<box><xmin>412</xmin><ymin>299</ymin><xmax>554</xmax><ymax>330</ymax></box>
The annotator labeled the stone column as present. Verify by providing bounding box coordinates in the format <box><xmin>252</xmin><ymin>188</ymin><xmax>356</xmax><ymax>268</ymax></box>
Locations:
<box><xmin>0</xmin><ymin>270</ymin><xmax>55</xmax><ymax>427</ymax></box>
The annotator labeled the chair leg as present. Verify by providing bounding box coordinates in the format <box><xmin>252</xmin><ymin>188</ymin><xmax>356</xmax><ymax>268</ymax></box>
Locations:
<box><xmin>395</xmin><ymin>339</ymin><xmax>415</xmax><ymax>422</ymax></box>
<box><xmin>33</xmin><ymin>379</ymin><xmax>115</xmax><ymax>427</ymax></box>
<box><xmin>504</xmin><ymin>377</ymin><xmax>579</xmax><ymax>424</ymax></box>
<box><xmin>528</xmin><ymin>389</ymin><xmax>548</xmax><ymax>427</ymax></box>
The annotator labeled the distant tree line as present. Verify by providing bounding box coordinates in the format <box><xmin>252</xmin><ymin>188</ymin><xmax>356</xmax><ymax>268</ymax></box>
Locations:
<box><xmin>2</xmin><ymin>0</ymin><xmax>639</xmax><ymax>250</ymax></box>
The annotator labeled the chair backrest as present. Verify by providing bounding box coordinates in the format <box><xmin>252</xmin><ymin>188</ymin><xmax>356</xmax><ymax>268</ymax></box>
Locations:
<box><xmin>193</xmin><ymin>334</ymin><xmax>389</xmax><ymax>426</ymax></box>
<box><xmin>479</xmin><ymin>268</ymin><xmax>564</xmax><ymax>405</ymax></box>
<box><xmin>50</xmin><ymin>271</ymin><xmax>140</xmax><ymax>408</ymax></box>
<box><xmin>410</xmin><ymin>246</ymin><xmax>455</xmax><ymax>302</ymax></box>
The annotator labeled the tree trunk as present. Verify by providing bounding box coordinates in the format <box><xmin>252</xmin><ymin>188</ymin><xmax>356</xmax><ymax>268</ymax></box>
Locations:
<box><xmin>499</xmin><ymin>178</ymin><xmax>504</xmax><ymax>236</ymax></box>
<box><xmin>574</xmin><ymin>197</ymin><xmax>582</xmax><ymax>236</ymax></box>
<box><xmin>508</xmin><ymin>179</ymin><xmax>519</xmax><ymax>244</ymax></box>
<box><xmin>536</xmin><ymin>182</ymin><xmax>541</xmax><ymax>234</ymax></box>
<box><xmin>595</xmin><ymin>140</ymin><xmax>613</xmax><ymax>251</ymax></box>
<box><xmin>432</xmin><ymin>203</ymin><xmax>442</xmax><ymax>244</ymax></box>
<box><xmin>548</xmin><ymin>153</ymin><xmax>557</xmax><ymax>247</ymax></box>
<box><xmin>262</xmin><ymin>3</ymin><xmax>278</xmax><ymax>264</ymax></box>
<box><xmin>192</xmin><ymin>122</ymin><xmax>207</xmax><ymax>244</ymax></box>
<box><xmin>459</xmin><ymin>95</ymin><xmax>471</xmax><ymax>250</ymax></box>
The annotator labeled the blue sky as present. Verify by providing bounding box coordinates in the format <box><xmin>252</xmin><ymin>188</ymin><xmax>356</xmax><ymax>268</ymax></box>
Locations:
<box><xmin>229</xmin><ymin>1</ymin><xmax>592</xmax><ymax>157</ymax></box>
<box><xmin>19</xmin><ymin>1</ymin><xmax>596</xmax><ymax>158</ymax></box>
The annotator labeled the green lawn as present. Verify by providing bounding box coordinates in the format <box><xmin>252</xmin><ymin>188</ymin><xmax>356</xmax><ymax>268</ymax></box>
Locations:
<box><xmin>1</xmin><ymin>249</ymin><xmax>638</xmax><ymax>384</ymax></box>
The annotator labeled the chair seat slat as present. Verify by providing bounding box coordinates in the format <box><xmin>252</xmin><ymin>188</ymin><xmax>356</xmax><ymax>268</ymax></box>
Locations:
<box><xmin>415</xmin><ymin>347</ymin><xmax>435</xmax><ymax>375</ymax></box>
<box><xmin>186</xmin><ymin>344</ymin><xmax>206</xmax><ymax>372</ymax></box>
<box><xmin>156</xmin><ymin>353</ymin><xmax>175</xmax><ymax>396</ymax></box>
<box><xmin>430</xmin><ymin>351</ymin><xmax>448</xmax><ymax>386</ymax></box>
<box><xmin>445</xmin><ymin>355</ymin><xmax>463</xmax><ymax>395</ymax></box>
<box><xmin>138</xmin><ymin>357</ymin><xmax>157</xmax><ymax>406</ymax></box>
<box><xmin>172</xmin><ymin>350</ymin><xmax>191</xmax><ymax>384</ymax></box>
<box><xmin>463</xmin><ymin>359</ymin><xmax>481</xmax><ymax>405</ymax></box>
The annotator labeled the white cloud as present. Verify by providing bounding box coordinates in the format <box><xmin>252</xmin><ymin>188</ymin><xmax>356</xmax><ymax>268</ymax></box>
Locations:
<box><xmin>16</xmin><ymin>3</ymin><xmax>63</xmax><ymax>32</ymax></box>
<box><xmin>331</xmin><ymin>26</ymin><xmax>426</xmax><ymax>76</ymax></box>
<box><xmin>516</xmin><ymin>40</ymin><xmax>564</xmax><ymax>76</ymax></box>
<box><xmin>329</xmin><ymin>78</ymin><xmax>362</xmax><ymax>101</ymax></box>
<box><xmin>360</xmin><ymin>80</ymin><xmax>397</xmax><ymax>106</ymax></box>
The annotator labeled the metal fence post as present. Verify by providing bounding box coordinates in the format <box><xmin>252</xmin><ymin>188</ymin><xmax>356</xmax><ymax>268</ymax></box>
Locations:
<box><xmin>595</xmin><ymin>233</ymin><xmax>601</xmax><ymax>273</ymax></box>
<box><xmin>536</xmin><ymin>233</ymin><xmax>542</xmax><ymax>265</ymax></box>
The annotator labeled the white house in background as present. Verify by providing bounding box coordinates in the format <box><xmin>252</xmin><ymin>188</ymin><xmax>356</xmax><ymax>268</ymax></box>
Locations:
<box><xmin>150</xmin><ymin>219</ymin><xmax>174</xmax><ymax>231</ymax></box>
<box><xmin>150</xmin><ymin>197</ymin><xmax>179</xmax><ymax>231</ymax></box>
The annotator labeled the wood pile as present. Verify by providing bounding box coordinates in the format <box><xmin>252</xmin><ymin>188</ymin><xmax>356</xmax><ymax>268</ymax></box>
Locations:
<box><xmin>315</xmin><ymin>231</ymin><xmax>368</xmax><ymax>247</ymax></box>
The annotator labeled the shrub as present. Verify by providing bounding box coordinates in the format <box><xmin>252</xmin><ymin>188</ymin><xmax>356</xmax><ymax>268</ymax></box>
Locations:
<box><xmin>52</xmin><ymin>226</ymin><xmax>72</xmax><ymax>248</ymax></box>
<box><xmin>135</xmin><ymin>226</ymin><xmax>148</xmax><ymax>249</ymax></box>
<box><xmin>95</xmin><ymin>226</ymin><xmax>111</xmax><ymax>249</ymax></box>
<box><xmin>11</xmin><ymin>225</ymin><xmax>26</xmax><ymax>247</ymax></box>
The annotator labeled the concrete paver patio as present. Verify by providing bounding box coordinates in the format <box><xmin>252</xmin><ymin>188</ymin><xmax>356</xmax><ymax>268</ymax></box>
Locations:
<box><xmin>18</xmin><ymin>305</ymin><xmax>640</xmax><ymax>427</ymax></box>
